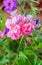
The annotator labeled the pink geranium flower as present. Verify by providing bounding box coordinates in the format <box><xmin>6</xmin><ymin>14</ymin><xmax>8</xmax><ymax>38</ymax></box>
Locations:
<box><xmin>5</xmin><ymin>14</ymin><xmax>35</xmax><ymax>40</ymax></box>
<box><xmin>6</xmin><ymin>25</ymin><xmax>21</xmax><ymax>40</ymax></box>
<box><xmin>6</xmin><ymin>19</ymin><xmax>16</xmax><ymax>30</ymax></box>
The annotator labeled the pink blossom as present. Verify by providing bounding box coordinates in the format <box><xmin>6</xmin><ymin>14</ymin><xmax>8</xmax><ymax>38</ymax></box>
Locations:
<box><xmin>6</xmin><ymin>25</ymin><xmax>21</xmax><ymax>40</ymax></box>
<box><xmin>20</xmin><ymin>21</ymin><xmax>35</xmax><ymax>35</ymax></box>
<box><xmin>20</xmin><ymin>23</ymin><xmax>27</xmax><ymax>35</ymax></box>
<box><xmin>6</xmin><ymin>19</ymin><xmax>16</xmax><ymax>30</ymax></box>
<box><xmin>27</xmin><ymin>23</ymin><xmax>35</xmax><ymax>35</ymax></box>
<box><xmin>17</xmin><ymin>15</ymin><xmax>24</xmax><ymax>23</ymax></box>
<box><xmin>5</xmin><ymin>14</ymin><xmax>35</xmax><ymax>40</ymax></box>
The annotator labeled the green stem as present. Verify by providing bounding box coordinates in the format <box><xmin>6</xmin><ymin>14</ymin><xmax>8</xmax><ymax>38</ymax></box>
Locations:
<box><xmin>18</xmin><ymin>36</ymin><xmax>24</xmax><ymax>51</ymax></box>
<box><xmin>12</xmin><ymin>54</ymin><xmax>18</xmax><ymax>65</ymax></box>
<box><xmin>12</xmin><ymin>36</ymin><xmax>24</xmax><ymax>65</ymax></box>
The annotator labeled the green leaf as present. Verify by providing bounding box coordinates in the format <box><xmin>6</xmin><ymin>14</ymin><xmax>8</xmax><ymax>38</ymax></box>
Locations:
<box><xmin>38</xmin><ymin>43</ymin><xmax>42</xmax><ymax>48</ymax></box>
<box><xmin>37</xmin><ymin>60</ymin><xmax>42</xmax><ymax>65</ymax></box>
<box><xmin>23</xmin><ymin>48</ymin><xmax>37</xmax><ymax>65</ymax></box>
<box><xmin>16</xmin><ymin>52</ymin><xmax>32</xmax><ymax>65</ymax></box>
<box><xmin>0</xmin><ymin>56</ymin><xmax>9</xmax><ymax>65</ymax></box>
<box><xmin>0</xmin><ymin>10</ymin><xmax>5</xmax><ymax>30</ymax></box>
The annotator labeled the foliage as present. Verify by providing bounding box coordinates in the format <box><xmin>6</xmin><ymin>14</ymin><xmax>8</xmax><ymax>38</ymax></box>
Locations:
<box><xmin>0</xmin><ymin>28</ymin><xmax>42</xmax><ymax>65</ymax></box>
<box><xmin>17</xmin><ymin>0</ymin><xmax>39</xmax><ymax>16</ymax></box>
<box><xmin>0</xmin><ymin>10</ymin><xmax>6</xmax><ymax>30</ymax></box>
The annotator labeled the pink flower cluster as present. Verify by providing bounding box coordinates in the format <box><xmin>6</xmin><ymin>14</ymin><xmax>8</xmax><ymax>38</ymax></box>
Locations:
<box><xmin>5</xmin><ymin>14</ymin><xmax>35</xmax><ymax>40</ymax></box>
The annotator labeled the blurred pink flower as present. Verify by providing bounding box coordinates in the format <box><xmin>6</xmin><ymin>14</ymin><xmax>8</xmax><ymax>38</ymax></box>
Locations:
<box><xmin>6</xmin><ymin>19</ymin><xmax>15</xmax><ymax>30</ymax></box>
<box><xmin>5</xmin><ymin>14</ymin><xmax>35</xmax><ymax>40</ymax></box>
<box><xmin>20</xmin><ymin>21</ymin><xmax>35</xmax><ymax>35</ymax></box>
<box><xmin>6</xmin><ymin>25</ymin><xmax>21</xmax><ymax>40</ymax></box>
<box><xmin>27</xmin><ymin>23</ymin><xmax>35</xmax><ymax>35</ymax></box>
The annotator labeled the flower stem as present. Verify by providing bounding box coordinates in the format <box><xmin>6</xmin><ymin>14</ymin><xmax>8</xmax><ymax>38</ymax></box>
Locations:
<box><xmin>12</xmin><ymin>36</ymin><xmax>24</xmax><ymax>65</ymax></box>
<box><xmin>18</xmin><ymin>35</ymin><xmax>24</xmax><ymax>51</ymax></box>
